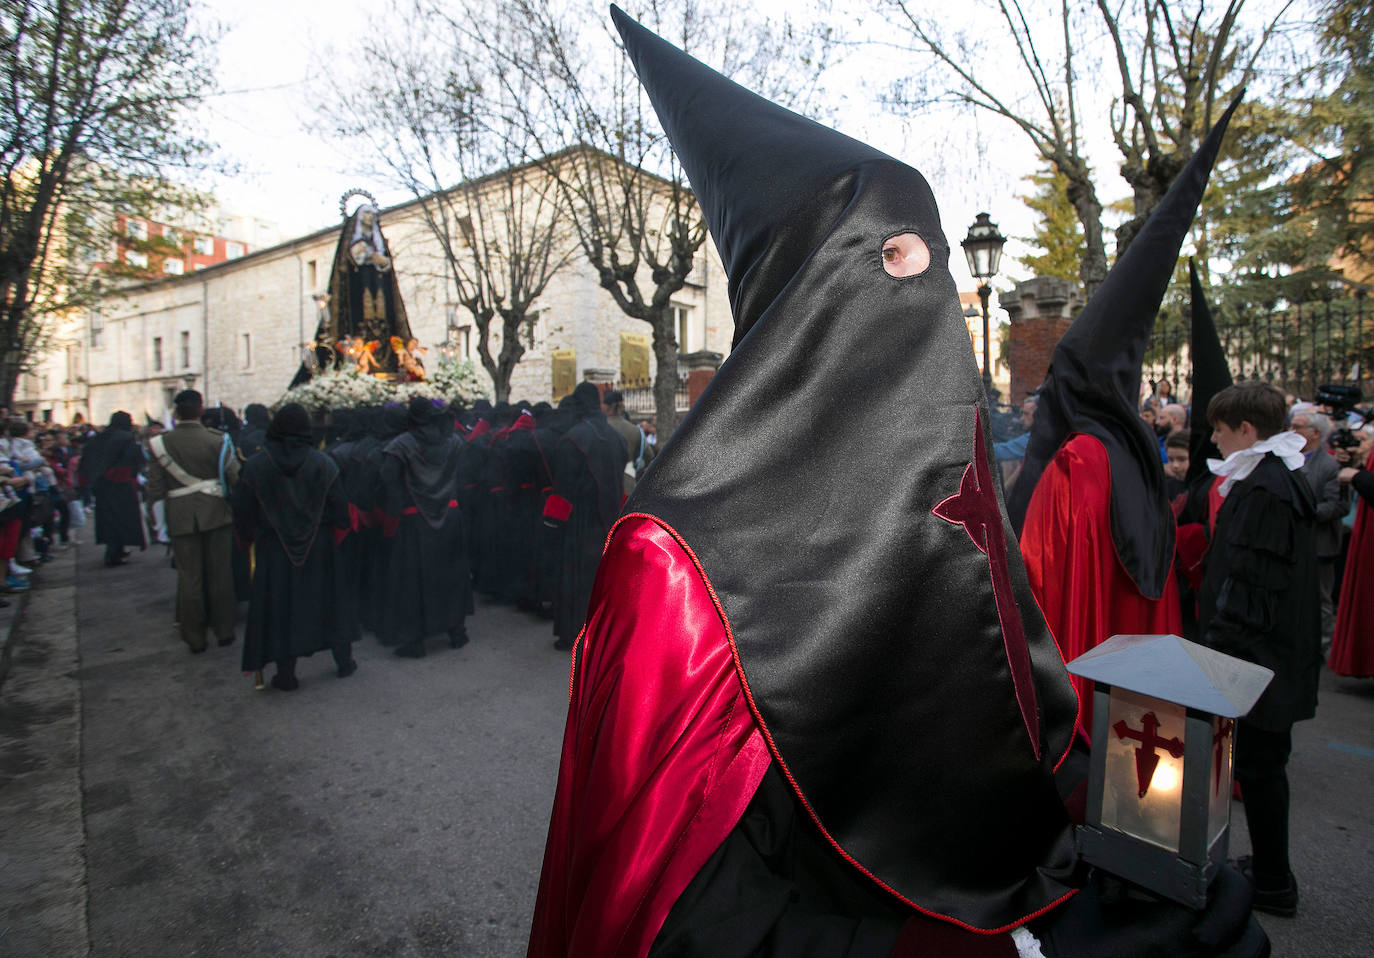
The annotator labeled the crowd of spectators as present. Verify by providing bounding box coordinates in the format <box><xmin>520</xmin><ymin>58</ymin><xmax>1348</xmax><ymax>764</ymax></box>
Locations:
<box><xmin>0</xmin><ymin>405</ymin><xmax>102</xmax><ymax>604</ymax></box>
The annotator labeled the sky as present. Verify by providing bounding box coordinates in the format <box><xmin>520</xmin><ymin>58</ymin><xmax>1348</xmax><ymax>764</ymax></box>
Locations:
<box><xmin>190</xmin><ymin>0</ymin><xmax>1282</xmax><ymax>296</ymax></box>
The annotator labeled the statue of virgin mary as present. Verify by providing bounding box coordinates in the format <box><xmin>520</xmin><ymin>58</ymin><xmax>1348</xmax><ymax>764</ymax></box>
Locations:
<box><xmin>291</xmin><ymin>190</ymin><xmax>414</xmax><ymax>386</ymax></box>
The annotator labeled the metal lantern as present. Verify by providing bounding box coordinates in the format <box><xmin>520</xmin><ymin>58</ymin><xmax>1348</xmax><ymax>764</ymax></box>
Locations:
<box><xmin>1065</xmin><ymin>634</ymin><xmax>1273</xmax><ymax>908</ymax></box>
<box><xmin>960</xmin><ymin>212</ymin><xmax>1006</xmax><ymax>282</ymax></box>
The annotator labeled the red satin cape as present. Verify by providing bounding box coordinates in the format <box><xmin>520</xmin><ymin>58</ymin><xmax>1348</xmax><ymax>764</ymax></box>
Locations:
<box><xmin>1330</xmin><ymin>450</ymin><xmax>1374</xmax><ymax>677</ymax></box>
<box><xmin>1018</xmin><ymin>435</ymin><xmax>1181</xmax><ymax>734</ymax></box>
<box><xmin>526</xmin><ymin>514</ymin><xmax>771</xmax><ymax>958</ymax></box>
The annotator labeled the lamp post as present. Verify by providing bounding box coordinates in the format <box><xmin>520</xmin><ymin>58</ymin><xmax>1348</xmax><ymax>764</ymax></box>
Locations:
<box><xmin>961</xmin><ymin>212</ymin><xmax>1007</xmax><ymax>398</ymax></box>
<box><xmin>1066</xmin><ymin>634</ymin><xmax>1273</xmax><ymax>908</ymax></box>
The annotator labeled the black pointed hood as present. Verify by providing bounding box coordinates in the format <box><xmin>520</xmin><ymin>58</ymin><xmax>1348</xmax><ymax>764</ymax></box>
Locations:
<box><xmin>612</xmin><ymin>6</ymin><xmax>891</xmax><ymax>348</ymax></box>
<box><xmin>613</xmin><ymin>7</ymin><xmax>1079</xmax><ymax>931</ymax></box>
<box><xmin>1186</xmin><ymin>260</ymin><xmax>1232</xmax><ymax>484</ymax></box>
<box><xmin>1006</xmin><ymin>95</ymin><xmax>1241</xmax><ymax>599</ymax></box>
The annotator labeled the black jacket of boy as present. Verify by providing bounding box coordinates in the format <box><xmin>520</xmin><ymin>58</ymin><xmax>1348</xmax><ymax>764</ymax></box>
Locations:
<box><xmin>1199</xmin><ymin>452</ymin><xmax>1322</xmax><ymax>731</ymax></box>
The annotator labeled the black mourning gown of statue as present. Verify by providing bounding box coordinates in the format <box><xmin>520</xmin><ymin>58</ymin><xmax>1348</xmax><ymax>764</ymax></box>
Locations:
<box><xmin>551</xmin><ymin>383</ymin><xmax>627</xmax><ymax>647</ymax></box>
<box><xmin>234</xmin><ymin>408</ymin><xmax>357</xmax><ymax>677</ymax></box>
<box><xmin>373</xmin><ymin>399</ymin><xmax>471</xmax><ymax>654</ymax></box>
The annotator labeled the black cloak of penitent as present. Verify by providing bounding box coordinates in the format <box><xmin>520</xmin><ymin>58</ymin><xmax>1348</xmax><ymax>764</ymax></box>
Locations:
<box><xmin>1005</xmin><ymin>96</ymin><xmax>1240</xmax><ymax>600</ymax></box>
<box><xmin>80</xmin><ymin>411</ymin><xmax>146</xmax><ymax>553</ymax></box>
<box><xmin>373</xmin><ymin>397</ymin><xmax>471</xmax><ymax>649</ymax></box>
<box><xmin>585</xmin><ymin>7</ymin><xmax>1080</xmax><ymax>934</ymax></box>
<box><xmin>235</xmin><ymin>403</ymin><xmax>356</xmax><ymax>672</ymax></box>
<box><xmin>550</xmin><ymin>382</ymin><xmax>627</xmax><ymax>647</ymax></box>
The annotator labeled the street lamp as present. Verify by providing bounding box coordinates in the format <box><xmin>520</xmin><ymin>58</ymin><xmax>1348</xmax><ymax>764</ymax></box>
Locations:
<box><xmin>961</xmin><ymin>212</ymin><xmax>1007</xmax><ymax>397</ymax></box>
<box><xmin>1066</xmin><ymin>634</ymin><xmax>1273</xmax><ymax>908</ymax></box>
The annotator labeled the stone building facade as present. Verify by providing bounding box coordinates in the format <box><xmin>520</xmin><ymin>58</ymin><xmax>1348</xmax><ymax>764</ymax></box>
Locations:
<box><xmin>20</xmin><ymin>165</ymin><xmax>734</xmax><ymax>425</ymax></box>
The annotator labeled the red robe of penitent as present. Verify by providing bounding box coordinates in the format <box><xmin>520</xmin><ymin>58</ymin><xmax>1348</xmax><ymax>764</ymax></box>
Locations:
<box><xmin>1329</xmin><ymin>449</ymin><xmax>1374</xmax><ymax>677</ymax></box>
<box><xmin>526</xmin><ymin>514</ymin><xmax>772</xmax><ymax>958</ymax></box>
<box><xmin>1018</xmin><ymin>435</ymin><xmax>1182</xmax><ymax>735</ymax></box>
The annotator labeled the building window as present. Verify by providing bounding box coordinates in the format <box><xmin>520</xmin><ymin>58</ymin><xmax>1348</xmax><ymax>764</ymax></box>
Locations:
<box><xmin>124</xmin><ymin>219</ymin><xmax>148</xmax><ymax>241</ymax></box>
<box><xmin>180</xmin><ymin>331</ymin><xmax>191</xmax><ymax>368</ymax></box>
<box><xmin>457</xmin><ymin>325</ymin><xmax>472</xmax><ymax>359</ymax></box>
<box><xmin>673</xmin><ymin>304</ymin><xmax>693</xmax><ymax>354</ymax></box>
<box><xmin>225</xmin><ymin>241</ymin><xmax>245</xmax><ymax>260</ymax></box>
<box><xmin>163</xmin><ymin>228</ymin><xmax>182</xmax><ymax>247</ymax></box>
<box><xmin>90</xmin><ymin>311</ymin><xmax>104</xmax><ymax>349</ymax></box>
<box><xmin>164</xmin><ymin>258</ymin><xmax>184</xmax><ymax>275</ymax></box>
<box><xmin>125</xmin><ymin>249</ymin><xmax>148</xmax><ymax>268</ymax></box>
<box><xmin>193</xmin><ymin>236</ymin><xmax>214</xmax><ymax>256</ymax></box>
<box><xmin>241</xmin><ymin>332</ymin><xmax>252</xmax><ymax>369</ymax></box>
<box><xmin>307</xmin><ymin>259</ymin><xmax>317</xmax><ymax>289</ymax></box>
<box><xmin>152</xmin><ymin>336</ymin><xmax>163</xmax><ymax>372</ymax></box>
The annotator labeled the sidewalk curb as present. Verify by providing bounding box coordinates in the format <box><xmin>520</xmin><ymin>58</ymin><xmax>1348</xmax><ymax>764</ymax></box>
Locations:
<box><xmin>0</xmin><ymin>544</ymin><xmax>88</xmax><ymax>957</ymax></box>
<box><xmin>0</xmin><ymin>564</ymin><xmax>35</xmax><ymax>691</ymax></box>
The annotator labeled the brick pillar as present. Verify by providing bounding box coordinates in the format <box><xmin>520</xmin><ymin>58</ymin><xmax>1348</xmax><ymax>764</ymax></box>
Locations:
<box><xmin>682</xmin><ymin>350</ymin><xmax>723</xmax><ymax>406</ymax></box>
<box><xmin>1004</xmin><ymin>277</ymin><xmax>1083</xmax><ymax>402</ymax></box>
<box><xmin>582</xmin><ymin>366</ymin><xmax>617</xmax><ymax>400</ymax></box>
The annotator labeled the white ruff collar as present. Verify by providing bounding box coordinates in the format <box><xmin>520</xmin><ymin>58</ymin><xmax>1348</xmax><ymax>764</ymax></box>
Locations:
<box><xmin>1207</xmin><ymin>430</ymin><xmax>1306</xmax><ymax>497</ymax></box>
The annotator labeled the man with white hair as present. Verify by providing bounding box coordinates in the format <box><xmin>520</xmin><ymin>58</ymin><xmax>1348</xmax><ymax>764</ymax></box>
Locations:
<box><xmin>1291</xmin><ymin>408</ymin><xmax>1347</xmax><ymax>645</ymax></box>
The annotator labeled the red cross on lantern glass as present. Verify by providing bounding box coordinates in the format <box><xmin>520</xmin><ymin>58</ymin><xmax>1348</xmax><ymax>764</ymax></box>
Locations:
<box><xmin>1113</xmin><ymin>711</ymin><xmax>1186</xmax><ymax>798</ymax></box>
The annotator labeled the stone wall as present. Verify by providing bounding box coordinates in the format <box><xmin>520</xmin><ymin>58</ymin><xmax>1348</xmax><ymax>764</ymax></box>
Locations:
<box><xmin>1004</xmin><ymin>276</ymin><xmax>1083</xmax><ymax>403</ymax></box>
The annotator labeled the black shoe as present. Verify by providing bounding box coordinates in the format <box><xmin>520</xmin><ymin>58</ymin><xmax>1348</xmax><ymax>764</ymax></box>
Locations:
<box><xmin>553</xmin><ymin>638</ymin><xmax>574</xmax><ymax>652</ymax></box>
<box><xmin>448</xmin><ymin>627</ymin><xmax>469</xmax><ymax>650</ymax></box>
<box><xmin>217</xmin><ymin>635</ymin><xmax>235</xmax><ymax>647</ymax></box>
<box><xmin>189</xmin><ymin>644</ymin><xmax>208</xmax><ymax>655</ymax></box>
<box><xmin>270</xmin><ymin>672</ymin><xmax>300</xmax><ymax>691</ymax></box>
<box><xmin>394</xmin><ymin>643</ymin><xmax>426</xmax><ymax>659</ymax></box>
<box><xmin>1236</xmin><ymin>856</ymin><xmax>1298</xmax><ymax>917</ymax></box>
<box><xmin>336</xmin><ymin>659</ymin><xmax>358</xmax><ymax>678</ymax></box>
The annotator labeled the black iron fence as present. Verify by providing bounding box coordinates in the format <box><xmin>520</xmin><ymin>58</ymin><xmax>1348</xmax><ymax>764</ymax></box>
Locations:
<box><xmin>616</xmin><ymin>373</ymin><xmax>691</xmax><ymax>418</ymax></box>
<box><xmin>1143</xmin><ymin>290</ymin><xmax>1373</xmax><ymax>404</ymax></box>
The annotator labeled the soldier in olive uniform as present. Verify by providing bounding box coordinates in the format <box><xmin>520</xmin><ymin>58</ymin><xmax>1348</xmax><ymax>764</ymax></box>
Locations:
<box><xmin>145</xmin><ymin>390</ymin><xmax>241</xmax><ymax>653</ymax></box>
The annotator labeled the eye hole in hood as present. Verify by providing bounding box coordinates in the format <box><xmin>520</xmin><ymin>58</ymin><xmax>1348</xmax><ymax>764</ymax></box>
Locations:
<box><xmin>881</xmin><ymin>232</ymin><xmax>930</xmax><ymax>278</ymax></box>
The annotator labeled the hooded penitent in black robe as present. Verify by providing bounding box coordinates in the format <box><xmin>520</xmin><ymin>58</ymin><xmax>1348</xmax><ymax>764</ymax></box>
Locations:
<box><xmin>234</xmin><ymin>404</ymin><xmax>357</xmax><ymax>687</ymax></box>
<box><xmin>373</xmin><ymin>397</ymin><xmax>471</xmax><ymax>655</ymax></box>
<box><xmin>549</xmin><ymin>382</ymin><xmax>626</xmax><ymax>650</ymax></box>
<box><xmin>78</xmin><ymin>412</ymin><xmax>146</xmax><ymax>561</ymax></box>
<box><xmin>532</xmin><ymin>402</ymin><xmax>574</xmax><ymax>617</ymax></box>
<box><xmin>238</xmin><ymin>403</ymin><xmax>271</xmax><ymax>463</ymax></box>
<box><xmin>527</xmin><ymin>11</ymin><xmax>1263</xmax><ymax>958</ymax></box>
<box><xmin>461</xmin><ymin>403</ymin><xmax>496</xmax><ymax>591</ymax></box>
<box><xmin>363</xmin><ymin>404</ymin><xmax>410</xmax><ymax>632</ymax></box>
<box><xmin>491</xmin><ymin>409</ymin><xmax>549</xmax><ymax>608</ymax></box>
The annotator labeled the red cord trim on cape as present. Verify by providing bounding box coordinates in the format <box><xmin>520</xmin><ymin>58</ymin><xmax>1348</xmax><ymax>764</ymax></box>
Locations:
<box><xmin>1016</xmin><ymin>574</ymin><xmax>1077</xmax><ymax>775</ymax></box>
<box><xmin>596</xmin><ymin>513</ymin><xmax>1078</xmax><ymax>935</ymax></box>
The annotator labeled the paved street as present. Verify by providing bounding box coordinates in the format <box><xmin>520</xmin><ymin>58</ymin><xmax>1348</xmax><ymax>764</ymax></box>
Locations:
<box><xmin>5</xmin><ymin>544</ymin><xmax>570</xmax><ymax>957</ymax></box>
<box><xmin>2</xmin><ymin>542</ymin><xmax>1374</xmax><ymax>956</ymax></box>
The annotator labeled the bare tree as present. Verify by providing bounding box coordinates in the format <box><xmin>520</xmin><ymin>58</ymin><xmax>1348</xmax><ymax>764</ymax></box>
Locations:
<box><xmin>0</xmin><ymin>0</ymin><xmax>217</xmax><ymax>403</ymax></box>
<box><xmin>321</xmin><ymin>21</ymin><xmax>575</xmax><ymax>403</ymax></box>
<box><xmin>458</xmin><ymin>0</ymin><xmax>837</xmax><ymax>439</ymax></box>
<box><xmin>879</xmin><ymin>0</ymin><xmax>1295</xmax><ymax>294</ymax></box>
